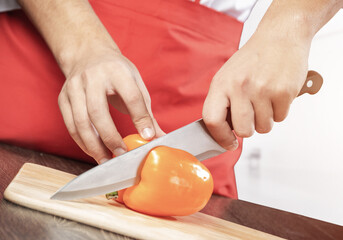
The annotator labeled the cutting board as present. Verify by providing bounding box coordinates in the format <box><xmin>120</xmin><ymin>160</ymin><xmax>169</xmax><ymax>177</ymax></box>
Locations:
<box><xmin>4</xmin><ymin>163</ymin><xmax>283</xmax><ymax>240</ymax></box>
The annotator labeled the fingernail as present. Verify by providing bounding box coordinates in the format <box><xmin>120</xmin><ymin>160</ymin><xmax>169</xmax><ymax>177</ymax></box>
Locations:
<box><xmin>113</xmin><ymin>147</ymin><xmax>126</xmax><ymax>156</ymax></box>
<box><xmin>99</xmin><ymin>158</ymin><xmax>109</xmax><ymax>164</ymax></box>
<box><xmin>141</xmin><ymin>127</ymin><xmax>154</xmax><ymax>140</ymax></box>
<box><xmin>227</xmin><ymin>139</ymin><xmax>239</xmax><ymax>151</ymax></box>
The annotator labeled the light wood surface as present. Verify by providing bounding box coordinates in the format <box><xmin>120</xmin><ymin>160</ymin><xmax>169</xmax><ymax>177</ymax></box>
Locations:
<box><xmin>4</xmin><ymin>163</ymin><xmax>283</xmax><ymax>240</ymax></box>
<box><xmin>2</xmin><ymin>143</ymin><xmax>342</xmax><ymax>240</ymax></box>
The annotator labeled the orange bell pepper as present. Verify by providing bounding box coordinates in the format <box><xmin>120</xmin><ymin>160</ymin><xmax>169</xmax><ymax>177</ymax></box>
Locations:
<box><xmin>106</xmin><ymin>134</ymin><xmax>213</xmax><ymax>216</ymax></box>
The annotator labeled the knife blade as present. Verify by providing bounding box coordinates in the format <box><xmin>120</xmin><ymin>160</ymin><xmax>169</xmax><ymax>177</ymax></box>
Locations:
<box><xmin>51</xmin><ymin>119</ymin><xmax>226</xmax><ymax>200</ymax></box>
<box><xmin>51</xmin><ymin>70</ymin><xmax>323</xmax><ymax>201</ymax></box>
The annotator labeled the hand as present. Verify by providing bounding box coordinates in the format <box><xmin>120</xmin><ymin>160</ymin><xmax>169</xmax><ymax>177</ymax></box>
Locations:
<box><xmin>16</xmin><ymin>0</ymin><xmax>164</xmax><ymax>163</ymax></box>
<box><xmin>202</xmin><ymin>0</ymin><xmax>343</xmax><ymax>151</ymax></box>
<box><xmin>202</xmin><ymin>31</ymin><xmax>310</xmax><ymax>150</ymax></box>
<box><xmin>58</xmin><ymin>46</ymin><xmax>164</xmax><ymax>163</ymax></box>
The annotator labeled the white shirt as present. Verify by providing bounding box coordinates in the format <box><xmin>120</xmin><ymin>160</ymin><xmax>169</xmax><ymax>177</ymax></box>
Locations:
<box><xmin>0</xmin><ymin>0</ymin><xmax>19</xmax><ymax>12</ymax></box>
<box><xmin>199</xmin><ymin>0</ymin><xmax>257</xmax><ymax>22</ymax></box>
<box><xmin>0</xmin><ymin>0</ymin><xmax>257</xmax><ymax>22</ymax></box>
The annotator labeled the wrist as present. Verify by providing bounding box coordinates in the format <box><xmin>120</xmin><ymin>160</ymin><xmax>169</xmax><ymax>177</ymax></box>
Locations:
<box><xmin>254</xmin><ymin>9</ymin><xmax>314</xmax><ymax>46</ymax></box>
<box><xmin>56</xmin><ymin>38</ymin><xmax>121</xmax><ymax>76</ymax></box>
<box><xmin>254</xmin><ymin>0</ymin><xmax>342</xmax><ymax>46</ymax></box>
<box><xmin>18</xmin><ymin>0</ymin><xmax>121</xmax><ymax>77</ymax></box>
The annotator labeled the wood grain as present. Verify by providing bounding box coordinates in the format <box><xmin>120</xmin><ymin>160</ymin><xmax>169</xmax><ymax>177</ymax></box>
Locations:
<box><xmin>1</xmin><ymin>143</ymin><xmax>342</xmax><ymax>240</ymax></box>
<box><xmin>0</xmin><ymin>142</ymin><xmax>94</xmax><ymax>200</ymax></box>
<box><xmin>0</xmin><ymin>200</ymin><xmax>133</xmax><ymax>240</ymax></box>
<box><xmin>4</xmin><ymin>163</ymin><xmax>283</xmax><ymax>240</ymax></box>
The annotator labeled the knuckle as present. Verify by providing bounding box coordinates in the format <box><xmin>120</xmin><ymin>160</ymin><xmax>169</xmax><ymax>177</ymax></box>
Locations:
<box><xmin>203</xmin><ymin>115</ymin><xmax>221</xmax><ymax>129</ymax></box>
<box><xmin>126</xmin><ymin>92</ymin><xmax>142</xmax><ymax>106</ymax></box>
<box><xmin>65</xmin><ymin>124</ymin><xmax>80</xmax><ymax>142</ymax></box>
<box><xmin>65</xmin><ymin>125</ymin><xmax>78</xmax><ymax>138</ymax></box>
<box><xmin>255</xmin><ymin>82</ymin><xmax>272</xmax><ymax>97</ymax></box>
<box><xmin>101</xmin><ymin>133</ymin><xmax>120</xmax><ymax>148</ymax></box>
<box><xmin>231</xmin><ymin>77</ymin><xmax>249</xmax><ymax>93</ymax></box>
<box><xmin>88</xmin><ymin>104</ymin><xmax>102</xmax><ymax>118</ymax></box>
<box><xmin>80</xmin><ymin>69</ymin><xmax>93</xmax><ymax>85</ymax></box>
<box><xmin>65</xmin><ymin>78</ymin><xmax>79</xmax><ymax>94</ymax></box>
<box><xmin>83</xmin><ymin>141</ymin><xmax>108</xmax><ymax>160</ymax></box>
<box><xmin>274</xmin><ymin>85</ymin><xmax>296</xmax><ymax>99</ymax></box>
<box><xmin>87</xmin><ymin>146</ymin><xmax>105</xmax><ymax>160</ymax></box>
<box><xmin>111</xmin><ymin>61</ymin><xmax>134</xmax><ymax>79</ymax></box>
<box><xmin>133</xmin><ymin>113</ymin><xmax>152</xmax><ymax>126</ymax></box>
<box><xmin>74</xmin><ymin>117</ymin><xmax>89</xmax><ymax>130</ymax></box>
<box><xmin>68</xmin><ymin>128</ymin><xmax>79</xmax><ymax>138</ymax></box>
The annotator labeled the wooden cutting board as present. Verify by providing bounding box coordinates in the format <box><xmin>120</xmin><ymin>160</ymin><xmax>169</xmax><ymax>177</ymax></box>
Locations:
<box><xmin>4</xmin><ymin>163</ymin><xmax>283</xmax><ymax>240</ymax></box>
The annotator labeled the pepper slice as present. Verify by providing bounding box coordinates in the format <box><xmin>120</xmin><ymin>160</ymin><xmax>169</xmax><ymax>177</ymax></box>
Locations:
<box><xmin>108</xmin><ymin>134</ymin><xmax>213</xmax><ymax>216</ymax></box>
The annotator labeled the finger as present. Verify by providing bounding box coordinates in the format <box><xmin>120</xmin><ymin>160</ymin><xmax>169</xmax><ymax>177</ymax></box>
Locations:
<box><xmin>271</xmin><ymin>89</ymin><xmax>293</xmax><ymax>122</ymax></box>
<box><xmin>115</xmin><ymin>77</ymin><xmax>156</xmax><ymax>140</ymax></box>
<box><xmin>108</xmin><ymin>89</ymin><xmax>166</xmax><ymax>137</ymax></box>
<box><xmin>252</xmin><ymin>99</ymin><xmax>274</xmax><ymax>134</ymax></box>
<box><xmin>133</xmin><ymin>72</ymin><xmax>164</xmax><ymax>137</ymax></box>
<box><xmin>230</xmin><ymin>95</ymin><xmax>255</xmax><ymax>138</ymax></box>
<box><xmin>136</xmin><ymin>80</ymin><xmax>166</xmax><ymax>138</ymax></box>
<box><xmin>67</xmin><ymin>78</ymin><xmax>113</xmax><ymax>163</ymax></box>
<box><xmin>202</xmin><ymin>90</ymin><xmax>238</xmax><ymax>151</ymax></box>
<box><xmin>151</xmin><ymin>116</ymin><xmax>166</xmax><ymax>138</ymax></box>
<box><xmin>85</xmin><ymin>78</ymin><xmax>127</xmax><ymax>158</ymax></box>
<box><xmin>58</xmin><ymin>87</ymin><xmax>90</xmax><ymax>156</ymax></box>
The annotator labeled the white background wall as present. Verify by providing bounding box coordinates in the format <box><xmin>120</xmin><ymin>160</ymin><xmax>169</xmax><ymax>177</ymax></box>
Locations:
<box><xmin>235</xmin><ymin>0</ymin><xmax>343</xmax><ymax>225</ymax></box>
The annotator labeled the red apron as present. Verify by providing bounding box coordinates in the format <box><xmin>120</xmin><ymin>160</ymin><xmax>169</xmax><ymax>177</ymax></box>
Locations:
<box><xmin>0</xmin><ymin>0</ymin><xmax>243</xmax><ymax>198</ymax></box>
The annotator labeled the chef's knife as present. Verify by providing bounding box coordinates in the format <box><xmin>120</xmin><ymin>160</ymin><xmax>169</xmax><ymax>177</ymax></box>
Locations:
<box><xmin>51</xmin><ymin>71</ymin><xmax>323</xmax><ymax>201</ymax></box>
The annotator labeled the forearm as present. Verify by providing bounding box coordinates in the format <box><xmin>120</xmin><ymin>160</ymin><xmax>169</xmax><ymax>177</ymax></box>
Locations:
<box><xmin>17</xmin><ymin>0</ymin><xmax>119</xmax><ymax>75</ymax></box>
<box><xmin>254</xmin><ymin>0</ymin><xmax>343</xmax><ymax>44</ymax></box>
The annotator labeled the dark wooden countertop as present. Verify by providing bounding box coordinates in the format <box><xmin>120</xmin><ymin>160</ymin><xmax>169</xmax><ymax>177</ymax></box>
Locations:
<box><xmin>0</xmin><ymin>143</ymin><xmax>342</xmax><ymax>240</ymax></box>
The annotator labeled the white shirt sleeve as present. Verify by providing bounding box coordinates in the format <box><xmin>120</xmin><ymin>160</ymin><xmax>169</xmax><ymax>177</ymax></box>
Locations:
<box><xmin>0</xmin><ymin>0</ymin><xmax>20</xmax><ymax>12</ymax></box>
<box><xmin>0</xmin><ymin>0</ymin><xmax>257</xmax><ymax>22</ymax></box>
<box><xmin>199</xmin><ymin>0</ymin><xmax>258</xmax><ymax>22</ymax></box>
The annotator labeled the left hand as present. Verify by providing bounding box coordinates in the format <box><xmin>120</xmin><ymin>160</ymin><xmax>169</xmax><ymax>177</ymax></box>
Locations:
<box><xmin>202</xmin><ymin>30</ymin><xmax>310</xmax><ymax>150</ymax></box>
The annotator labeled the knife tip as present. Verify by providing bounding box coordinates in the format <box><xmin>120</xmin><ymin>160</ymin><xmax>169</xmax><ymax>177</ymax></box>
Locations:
<box><xmin>50</xmin><ymin>192</ymin><xmax>61</xmax><ymax>200</ymax></box>
<box><xmin>50</xmin><ymin>191</ymin><xmax>71</xmax><ymax>201</ymax></box>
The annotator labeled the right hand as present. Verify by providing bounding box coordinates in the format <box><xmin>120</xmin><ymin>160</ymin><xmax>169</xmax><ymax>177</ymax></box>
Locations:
<box><xmin>58</xmin><ymin>46</ymin><xmax>164</xmax><ymax>164</ymax></box>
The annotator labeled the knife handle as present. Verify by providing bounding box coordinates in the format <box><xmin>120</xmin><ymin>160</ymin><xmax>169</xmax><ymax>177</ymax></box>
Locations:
<box><xmin>226</xmin><ymin>70</ymin><xmax>323</xmax><ymax>130</ymax></box>
<box><xmin>298</xmin><ymin>70</ymin><xmax>323</xmax><ymax>96</ymax></box>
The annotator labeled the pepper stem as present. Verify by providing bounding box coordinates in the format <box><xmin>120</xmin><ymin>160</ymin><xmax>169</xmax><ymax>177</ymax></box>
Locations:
<box><xmin>106</xmin><ymin>191</ymin><xmax>118</xmax><ymax>200</ymax></box>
